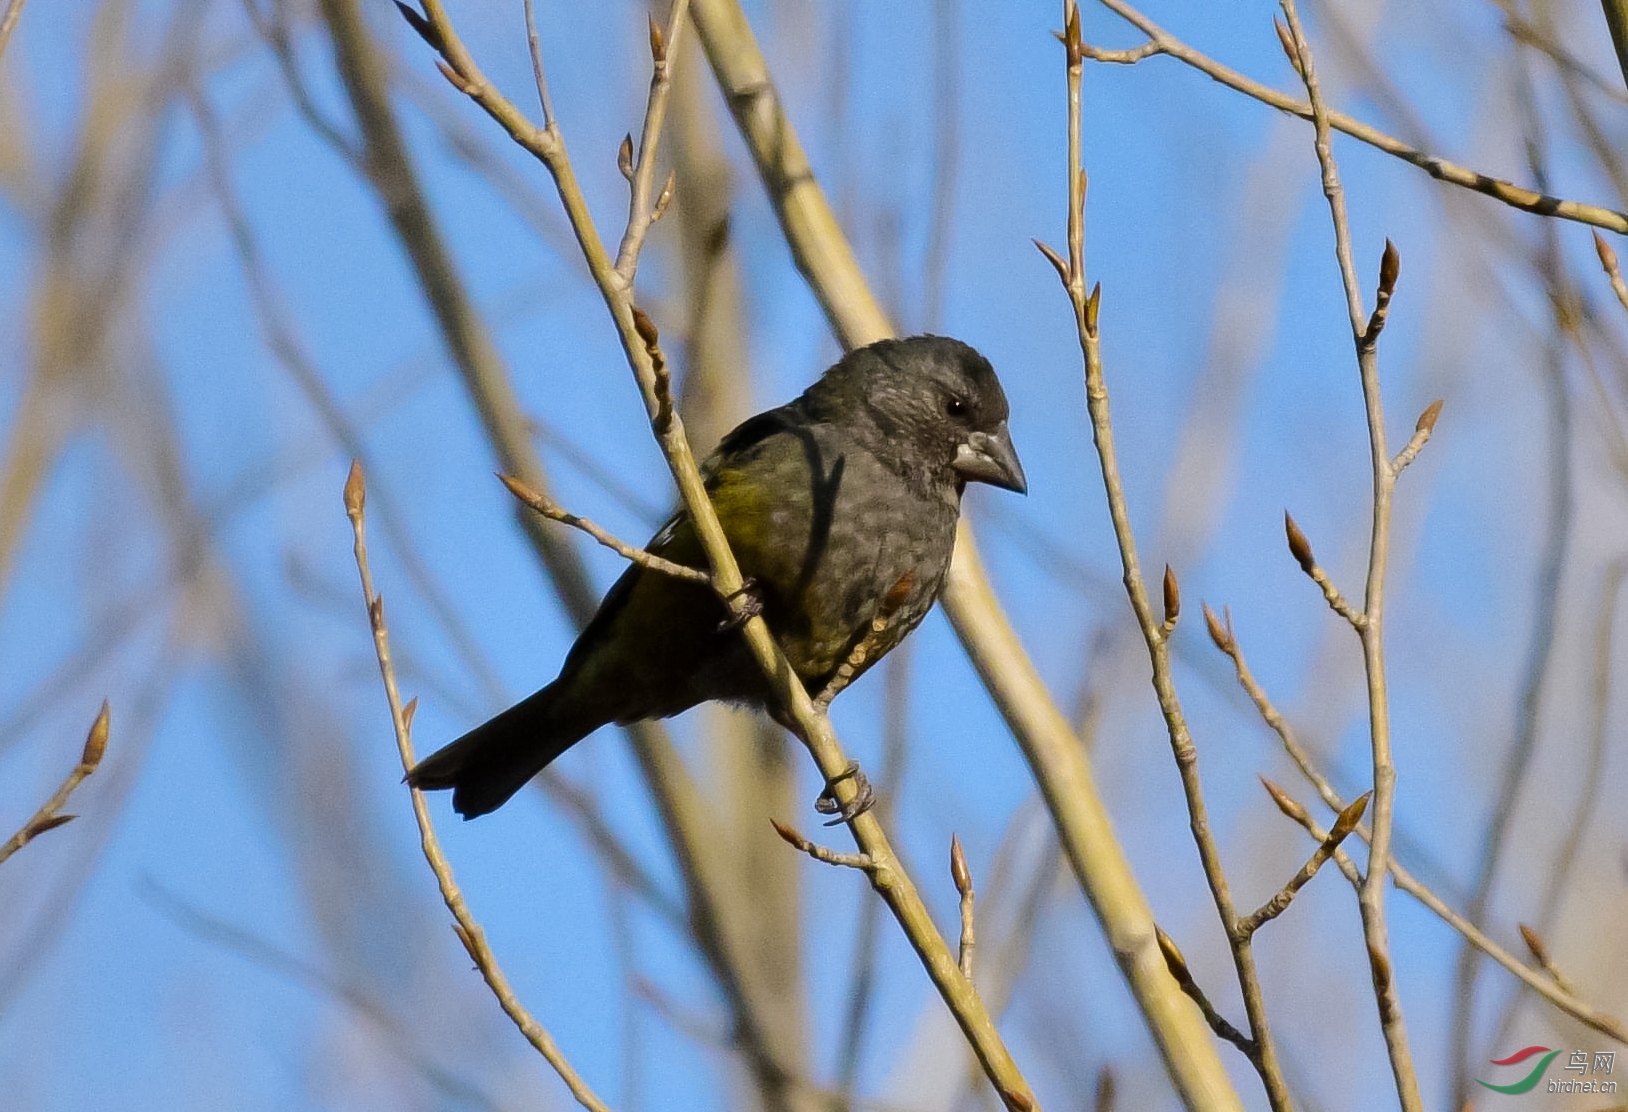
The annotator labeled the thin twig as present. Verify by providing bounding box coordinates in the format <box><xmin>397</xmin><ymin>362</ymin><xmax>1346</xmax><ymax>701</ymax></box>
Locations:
<box><xmin>1262</xmin><ymin>776</ymin><xmax>1628</xmax><ymax>1047</ymax></box>
<box><xmin>1282</xmin><ymin>514</ymin><xmax>1363</xmax><ymax>629</ymax></box>
<box><xmin>613</xmin><ymin>0</ymin><xmax>690</xmax><ymax>284</ymax></box>
<box><xmin>1210</xmin><ymin>607</ymin><xmax>1628</xmax><ymax>1045</ymax></box>
<box><xmin>1596</xmin><ymin>232</ymin><xmax>1628</xmax><ymax>317</ymax></box>
<box><xmin>1450</xmin><ymin>65</ymin><xmax>1577</xmax><ymax>1103</ymax></box>
<box><xmin>497</xmin><ymin>473</ymin><xmax>709</xmax><ymax>584</ymax></box>
<box><xmin>1082</xmin><ymin>0</ymin><xmax>1628</xmax><ymax>234</ymax></box>
<box><xmin>1154</xmin><ymin>926</ymin><xmax>1254</xmax><ymax>1060</ymax></box>
<box><xmin>1239</xmin><ymin>787</ymin><xmax>1369</xmax><ymax>938</ymax></box>
<box><xmin>0</xmin><ymin>703</ymin><xmax>109</xmax><ymax>866</ymax></box>
<box><xmin>769</xmin><ymin>819</ymin><xmax>875</xmax><ymax>873</ymax></box>
<box><xmin>1054</xmin><ymin>4</ymin><xmax>1289</xmax><ymax>1105</ymax></box>
<box><xmin>1276</xmin><ymin>2</ymin><xmax>1420</xmax><ymax>1103</ymax></box>
<box><xmin>344</xmin><ymin>462</ymin><xmax>613</xmax><ymax>1112</ymax></box>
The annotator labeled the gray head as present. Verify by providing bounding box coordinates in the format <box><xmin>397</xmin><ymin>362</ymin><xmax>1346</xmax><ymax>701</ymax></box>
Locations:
<box><xmin>802</xmin><ymin>335</ymin><xmax>1027</xmax><ymax>495</ymax></box>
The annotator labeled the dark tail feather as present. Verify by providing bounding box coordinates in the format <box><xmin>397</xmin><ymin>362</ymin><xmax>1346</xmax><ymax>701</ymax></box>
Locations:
<box><xmin>407</xmin><ymin>683</ymin><xmax>596</xmax><ymax>819</ymax></box>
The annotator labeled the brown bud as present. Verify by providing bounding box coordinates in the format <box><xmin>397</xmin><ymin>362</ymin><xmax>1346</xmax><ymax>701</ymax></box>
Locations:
<box><xmin>618</xmin><ymin>134</ymin><xmax>635</xmax><ymax>182</ymax></box>
<box><xmin>34</xmin><ymin>814</ymin><xmax>76</xmax><ymax>834</ymax></box>
<box><xmin>1285</xmin><ymin>512</ymin><xmax>1315</xmax><ymax>575</ymax></box>
<box><xmin>1518</xmin><ymin>922</ymin><xmax>1548</xmax><ymax>962</ymax></box>
<box><xmin>1064</xmin><ymin>1</ymin><xmax>1083</xmax><ymax>68</ymax></box>
<box><xmin>770</xmin><ymin>818</ymin><xmax>804</xmax><ymax>850</ymax></box>
<box><xmin>344</xmin><ymin>459</ymin><xmax>366</xmax><ymax>518</ymax></box>
<box><xmin>1033</xmin><ymin>238</ymin><xmax>1069</xmax><ymax>286</ymax></box>
<box><xmin>434</xmin><ymin>57</ymin><xmax>470</xmax><ymax>95</ymax></box>
<box><xmin>1416</xmin><ymin>398</ymin><xmax>1443</xmax><ymax>435</ymax></box>
<box><xmin>647</xmin><ymin>13</ymin><xmax>666</xmax><ymax>64</ymax></box>
<box><xmin>1259</xmin><ymin>776</ymin><xmax>1307</xmax><ymax>823</ymax></box>
<box><xmin>1155</xmin><ymin>924</ymin><xmax>1190</xmax><ymax>979</ymax></box>
<box><xmin>82</xmin><ymin>701</ymin><xmax>111</xmax><ymax>768</ymax></box>
<box><xmin>403</xmin><ymin>697</ymin><xmax>419</xmax><ymax>732</ymax></box>
<box><xmin>1273</xmin><ymin>17</ymin><xmax>1301</xmax><ymax>74</ymax></box>
<box><xmin>1085</xmin><ymin>282</ymin><xmax>1102</xmax><ymax>336</ymax></box>
<box><xmin>1378</xmin><ymin>238</ymin><xmax>1401</xmax><ymax>297</ymax></box>
<box><xmin>631</xmin><ymin>305</ymin><xmax>660</xmax><ymax>349</ymax></box>
<box><xmin>1329</xmin><ymin>790</ymin><xmax>1371</xmax><ymax>842</ymax></box>
<box><xmin>1162</xmin><ymin>565</ymin><xmax>1180</xmax><ymax>626</ymax></box>
<box><xmin>1095</xmin><ymin>1068</ymin><xmax>1117</xmax><ymax>1112</ymax></box>
<box><xmin>1595</xmin><ymin>231</ymin><xmax>1620</xmax><ymax>275</ymax></box>
<box><xmin>950</xmin><ymin>833</ymin><xmax>972</xmax><ymax>896</ymax></box>
<box><xmin>497</xmin><ymin>472</ymin><xmax>541</xmax><ymax>509</ymax></box>
<box><xmin>1202</xmin><ymin>602</ymin><xmax>1233</xmax><ymax>654</ymax></box>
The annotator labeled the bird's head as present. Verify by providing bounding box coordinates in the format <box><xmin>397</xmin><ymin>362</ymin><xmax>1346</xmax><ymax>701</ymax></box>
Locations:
<box><xmin>807</xmin><ymin>335</ymin><xmax>1027</xmax><ymax>496</ymax></box>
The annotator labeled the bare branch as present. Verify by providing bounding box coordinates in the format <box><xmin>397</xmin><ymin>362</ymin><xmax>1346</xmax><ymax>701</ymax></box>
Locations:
<box><xmin>1154</xmin><ymin>926</ymin><xmax>1255</xmax><ymax>1060</ymax></box>
<box><xmin>0</xmin><ymin>703</ymin><xmax>110</xmax><ymax>866</ymax></box>
<box><xmin>1240</xmin><ymin>789</ymin><xmax>1370</xmax><ymax>937</ymax></box>
<box><xmin>497</xmin><ymin>473</ymin><xmax>709</xmax><ymax>584</ymax></box>
<box><xmin>1085</xmin><ymin>0</ymin><xmax>1628</xmax><ymax>233</ymax></box>
<box><xmin>344</xmin><ymin>462</ymin><xmax>613</xmax><ymax>1112</ymax></box>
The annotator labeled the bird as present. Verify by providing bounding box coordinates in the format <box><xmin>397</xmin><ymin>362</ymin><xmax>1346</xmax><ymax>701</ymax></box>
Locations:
<box><xmin>408</xmin><ymin>335</ymin><xmax>1026</xmax><ymax>819</ymax></box>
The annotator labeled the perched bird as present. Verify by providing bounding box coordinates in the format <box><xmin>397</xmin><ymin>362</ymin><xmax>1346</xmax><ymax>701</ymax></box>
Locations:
<box><xmin>409</xmin><ymin>335</ymin><xmax>1026</xmax><ymax>818</ymax></box>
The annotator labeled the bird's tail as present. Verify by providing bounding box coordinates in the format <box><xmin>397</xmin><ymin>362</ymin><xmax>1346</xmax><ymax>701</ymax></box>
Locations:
<box><xmin>407</xmin><ymin>682</ymin><xmax>597</xmax><ymax>819</ymax></box>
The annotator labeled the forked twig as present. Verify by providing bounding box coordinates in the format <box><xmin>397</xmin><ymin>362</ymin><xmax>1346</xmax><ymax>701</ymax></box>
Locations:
<box><xmin>1277</xmin><ymin>2</ymin><xmax>1422</xmax><ymax>1101</ymax></box>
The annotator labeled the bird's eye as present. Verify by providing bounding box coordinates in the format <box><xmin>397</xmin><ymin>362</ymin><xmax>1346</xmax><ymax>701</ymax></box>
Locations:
<box><xmin>944</xmin><ymin>397</ymin><xmax>968</xmax><ymax>418</ymax></box>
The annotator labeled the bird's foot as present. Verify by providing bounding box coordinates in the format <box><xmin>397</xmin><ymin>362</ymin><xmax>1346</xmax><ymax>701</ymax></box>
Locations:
<box><xmin>716</xmin><ymin>577</ymin><xmax>764</xmax><ymax>632</ymax></box>
<box><xmin>814</xmin><ymin>760</ymin><xmax>875</xmax><ymax>826</ymax></box>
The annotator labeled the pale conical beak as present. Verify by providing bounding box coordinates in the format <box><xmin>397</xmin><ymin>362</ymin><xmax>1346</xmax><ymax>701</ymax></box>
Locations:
<box><xmin>953</xmin><ymin>422</ymin><xmax>1027</xmax><ymax>494</ymax></box>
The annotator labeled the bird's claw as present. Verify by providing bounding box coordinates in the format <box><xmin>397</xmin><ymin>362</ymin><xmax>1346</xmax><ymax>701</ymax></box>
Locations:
<box><xmin>716</xmin><ymin>578</ymin><xmax>764</xmax><ymax>633</ymax></box>
<box><xmin>814</xmin><ymin>760</ymin><xmax>875</xmax><ymax>826</ymax></box>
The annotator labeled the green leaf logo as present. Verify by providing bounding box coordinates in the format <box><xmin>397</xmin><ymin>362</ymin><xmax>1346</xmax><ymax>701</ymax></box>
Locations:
<box><xmin>1476</xmin><ymin>1046</ymin><xmax>1562</xmax><ymax>1095</ymax></box>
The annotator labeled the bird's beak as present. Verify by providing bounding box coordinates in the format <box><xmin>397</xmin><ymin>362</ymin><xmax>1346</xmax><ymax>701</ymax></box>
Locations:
<box><xmin>953</xmin><ymin>422</ymin><xmax>1027</xmax><ymax>494</ymax></box>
